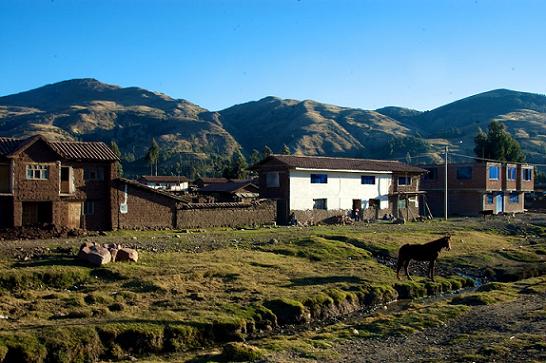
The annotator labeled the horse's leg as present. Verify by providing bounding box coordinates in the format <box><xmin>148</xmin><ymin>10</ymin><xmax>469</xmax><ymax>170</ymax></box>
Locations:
<box><xmin>429</xmin><ymin>260</ymin><xmax>435</xmax><ymax>281</ymax></box>
<box><xmin>404</xmin><ymin>259</ymin><xmax>412</xmax><ymax>280</ymax></box>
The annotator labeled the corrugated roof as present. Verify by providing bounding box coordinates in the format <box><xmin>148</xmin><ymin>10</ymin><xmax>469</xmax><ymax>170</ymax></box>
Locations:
<box><xmin>0</xmin><ymin>135</ymin><xmax>119</xmax><ymax>161</ymax></box>
<box><xmin>0</xmin><ymin>137</ymin><xmax>25</xmax><ymax>156</ymax></box>
<box><xmin>194</xmin><ymin>177</ymin><xmax>230</xmax><ymax>184</ymax></box>
<box><xmin>118</xmin><ymin>178</ymin><xmax>191</xmax><ymax>202</ymax></box>
<box><xmin>50</xmin><ymin>140</ymin><xmax>119</xmax><ymax>161</ymax></box>
<box><xmin>253</xmin><ymin>154</ymin><xmax>426</xmax><ymax>173</ymax></box>
<box><xmin>139</xmin><ymin>175</ymin><xmax>190</xmax><ymax>183</ymax></box>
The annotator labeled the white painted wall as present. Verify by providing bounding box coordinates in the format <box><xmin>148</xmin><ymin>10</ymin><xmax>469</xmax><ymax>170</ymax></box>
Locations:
<box><xmin>289</xmin><ymin>169</ymin><xmax>392</xmax><ymax>210</ymax></box>
<box><xmin>143</xmin><ymin>181</ymin><xmax>189</xmax><ymax>191</ymax></box>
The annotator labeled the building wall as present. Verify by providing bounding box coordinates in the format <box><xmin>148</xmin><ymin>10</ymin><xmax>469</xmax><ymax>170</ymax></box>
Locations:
<box><xmin>176</xmin><ymin>201</ymin><xmax>276</xmax><ymax>228</ymax></box>
<box><xmin>111</xmin><ymin>181</ymin><xmax>177</xmax><ymax>229</ymax></box>
<box><xmin>288</xmin><ymin>170</ymin><xmax>392</xmax><ymax>210</ymax></box>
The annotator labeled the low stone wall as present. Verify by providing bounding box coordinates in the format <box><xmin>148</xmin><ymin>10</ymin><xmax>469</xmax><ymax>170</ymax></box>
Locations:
<box><xmin>176</xmin><ymin>200</ymin><xmax>276</xmax><ymax>228</ymax></box>
<box><xmin>293</xmin><ymin>207</ymin><xmax>394</xmax><ymax>225</ymax></box>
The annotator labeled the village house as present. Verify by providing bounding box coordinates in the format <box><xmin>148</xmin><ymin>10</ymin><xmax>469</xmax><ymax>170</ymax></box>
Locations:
<box><xmin>197</xmin><ymin>180</ymin><xmax>259</xmax><ymax>203</ymax></box>
<box><xmin>137</xmin><ymin>175</ymin><xmax>189</xmax><ymax>191</ymax></box>
<box><xmin>0</xmin><ymin>135</ymin><xmax>118</xmax><ymax>230</ymax></box>
<box><xmin>251</xmin><ymin>154</ymin><xmax>427</xmax><ymax>224</ymax></box>
<box><xmin>420</xmin><ymin>162</ymin><xmax>534</xmax><ymax>217</ymax></box>
<box><xmin>192</xmin><ymin>177</ymin><xmax>230</xmax><ymax>189</ymax></box>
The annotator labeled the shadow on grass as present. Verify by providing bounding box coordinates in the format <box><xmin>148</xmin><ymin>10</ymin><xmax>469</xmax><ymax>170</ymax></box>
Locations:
<box><xmin>287</xmin><ymin>275</ymin><xmax>364</xmax><ymax>287</ymax></box>
<box><xmin>13</xmin><ymin>256</ymin><xmax>84</xmax><ymax>268</ymax></box>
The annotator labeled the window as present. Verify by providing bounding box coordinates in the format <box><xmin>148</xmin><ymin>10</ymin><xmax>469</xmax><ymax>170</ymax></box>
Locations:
<box><xmin>509</xmin><ymin>192</ymin><xmax>520</xmax><ymax>204</ymax></box>
<box><xmin>488</xmin><ymin>166</ymin><xmax>500</xmax><ymax>180</ymax></box>
<box><xmin>361</xmin><ymin>175</ymin><xmax>376</xmax><ymax>185</ymax></box>
<box><xmin>424</xmin><ymin>168</ymin><xmax>438</xmax><ymax>180</ymax></box>
<box><xmin>266</xmin><ymin>172</ymin><xmax>280</xmax><ymax>187</ymax></box>
<box><xmin>313</xmin><ymin>198</ymin><xmax>327</xmax><ymax>210</ymax></box>
<box><xmin>523</xmin><ymin>168</ymin><xmax>533</xmax><ymax>181</ymax></box>
<box><xmin>84</xmin><ymin>166</ymin><xmax>105</xmax><ymax>181</ymax></box>
<box><xmin>397</xmin><ymin>198</ymin><xmax>407</xmax><ymax>209</ymax></box>
<box><xmin>456</xmin><ymin>167</ymin><xmax>473</xmax><ymax>180</ymax></box>
<box><xmin>26</xmin><ymin>164</ymin><xmax>49</xmax><ymax>180</ymax></box>
<box><xmin>486</xmin><ymin>194</ymin><xmax>494</xmax><ymax>204</ymax></box>
<box><xmin>83</xmin><ymin>200</ymin><xmax>95</xmax><ymax>215</ymax></box>
<box><xmin>398</xmin><ymin>176</ymin><xmax>411</xmax><ymax>185</ymax></box>
<box><xmin>507</xmin><ymin>167</ymin><xmax>517</xmax><ymax>181</ymax></box>
<box><xmin>310</xmin><ymin>174</ymin><xmax>328</xmax><ymax>184</ymax></box>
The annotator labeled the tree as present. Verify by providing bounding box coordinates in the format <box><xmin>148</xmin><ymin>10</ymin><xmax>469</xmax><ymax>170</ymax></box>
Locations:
<box><xmin>474</xmin><ymin>121</ymin><xmax>525</xmax><ymax>162</ymax></box>
<box><xmin>262</xmin><ymin>145</ymin><xmax>273</xmax><ymax>159</ymax></box>
<box><xmin>145</xmin><ymin>138</ymin><xmax>160</xmax><ymax>176</ymax></box>
<box><xmin>110</xmin><ymin>140</ymin><xmax>123</xmax><ymax>176</ymax></box>
<box><xmin>250</xmin><ymin>149</ymin><xmax>261</xmax><ymax>166</ymax></box>
<box><xmin>223</xmin><ymin>149</ymin><xmax>248</xmax><ymax>179</ymax></box>
<box><xmin>281</xmin><ymin>144</ymin><xmax>291</xmax><ymax>155</ymax></box>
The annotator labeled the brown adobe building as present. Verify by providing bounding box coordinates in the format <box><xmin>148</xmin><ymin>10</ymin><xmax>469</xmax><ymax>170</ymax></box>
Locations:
<box><xmin>420</xmin><ymin>161</ymin><xmax>534</xmax><ymax>217</ymax></box>
<box><xmin>0</xmin><ymin>135</ymin><xmax>118</xmax><ymax>230</ymax></box>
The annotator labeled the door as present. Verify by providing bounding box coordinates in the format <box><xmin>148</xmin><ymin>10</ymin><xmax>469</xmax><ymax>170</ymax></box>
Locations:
<box><xmin>67</xmin><ymin>202</ymin><xmax>82</xmax><ymax>229</ymax></box>
<box><xmin>352</xmin><ymin>199</ymin><xmax>362</xmax><ymax>220</ymax></box>
<box><xmin>495</xmin><ymin>193</ymin><xmax>503</xmax><ymax>214</ymax></box>
<box><xmin>22</xmin><ymin>202</ymin><xmax>53</xmax><ymax>226</ymax></box>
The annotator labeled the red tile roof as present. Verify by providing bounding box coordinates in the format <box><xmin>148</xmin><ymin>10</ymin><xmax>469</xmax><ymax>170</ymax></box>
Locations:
<box><xmin>252</xmin><ymin>154</ymin><xmax>426</xmax><ymax>173</ymax></box>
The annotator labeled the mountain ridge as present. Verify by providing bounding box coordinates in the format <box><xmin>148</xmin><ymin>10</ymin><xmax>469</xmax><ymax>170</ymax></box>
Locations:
<box><xmin>1</xmin><ymin>79</ymin><xmax>545</xmax><ymax>176</ymax></box>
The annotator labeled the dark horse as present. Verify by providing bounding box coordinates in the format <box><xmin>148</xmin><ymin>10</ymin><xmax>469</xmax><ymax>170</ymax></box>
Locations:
<box><xmin>396</xmin><ymin>236</ymin><xmax>451</xmax><ymax>281</ymax></box>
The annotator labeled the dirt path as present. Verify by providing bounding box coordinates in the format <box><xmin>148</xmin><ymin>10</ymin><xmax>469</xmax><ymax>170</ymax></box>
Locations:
<box><xmin>332</xmin><ymin>294</ymin><xmax>546</xmax><ymax>362</ymax></box>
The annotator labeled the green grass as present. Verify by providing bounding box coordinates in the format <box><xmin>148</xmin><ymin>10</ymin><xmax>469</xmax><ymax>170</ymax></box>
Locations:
<box><xmin>0</xmin><ymin>216</ymin><xmax>544</xmax><ymax>361</ymax></box>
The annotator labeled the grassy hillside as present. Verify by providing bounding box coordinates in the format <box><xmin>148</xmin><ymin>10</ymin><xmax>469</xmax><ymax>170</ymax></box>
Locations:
<box><xmin>0</xmin><ymin>79</ymin><xmax>240</xmax><ymax>177</ymax></box>
<box><xmin>219</xmin><ymin>97</ymin><xmax>413</xmax><ymax>156</ymax></box>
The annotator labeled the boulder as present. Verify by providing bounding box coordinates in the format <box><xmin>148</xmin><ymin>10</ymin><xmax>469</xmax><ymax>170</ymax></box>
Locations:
<box><xmin>116</xmin><ymin>248</ymin><xmax>138</xmax><ymax>263</ymax></box>
<box><xmin>86</xmin><ymin>246</ymin><xmax>112</xmax><ymax>266</ymax></box>
<box><xmin>109</xmin><ymin>248</ymin><xmax>118</xmax><ymax>262</ymax></box>
<box><xmin>77</xmin><ymin>242</ymin><xmax>94</xmax><ymax>261</ymax></box>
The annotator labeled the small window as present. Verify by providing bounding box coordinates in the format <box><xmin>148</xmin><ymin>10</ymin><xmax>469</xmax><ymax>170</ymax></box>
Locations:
<box><xmin>523</xmin><ymin>168</ymin><xmax>533</xmax><ymax>181</ymax></box>
<box><xmin>83</xmin><ymin>201</ymin><xmax>95</xmax><ymax>215</ymax></box>
<box><xmin>361</xmin><ymin>175</ymin><xmax>376</xmax><ymax>185</ymax></box>
<box><xmin>457</xmin><ymin>167</ymin><xmax>473</xmax><ymax>180</ymax></box>
<box><xmin>489</xmin><ymin>166</ymin><xmax>500</xmax><ymax>180</ymax></box>
<box><xmin>310</xmin><ymin>174</ymin><xmax>328</xmax><ymax>184</ymax></box>
<box><xmin>424</xmin><ymin>168</ymin><xmax>438</xmax><ymax>180</ymax></box>
<box><xmin>313</xmin><ymin>198</ymin><xmax>327</xmax><ymax>210</ymax></box>
<box><xmin>266</xmin><ymin>172</ymin><xmax>280</xmax><ymax>187</ymax></box>
<box><xmin>398</xmin><ymin>176</ymin><xmax>411</xmax><ymax>185</ymax></box>
<box><xmin>486</xmin><ymin>194</ymin><xmax>494</xmax><ymax>204</ymax></box>
<box><xmin>507</xmin><ymin>167</ymin><xmax>517</xmax><ymax>181</ymax></box>
<box><xmin>509</xmin><ymin>192</ymin><xmax>520</xmax><ymax>204</ymax></box>
<box><xmin>26</xmin><ymin>164</ymin><xmax>49</xmax><ymax>180</ymax></box>
<box><xmin>84</xmin><ymin>166</ymin><xmax>105</xmax><ymax>181</ymax></box>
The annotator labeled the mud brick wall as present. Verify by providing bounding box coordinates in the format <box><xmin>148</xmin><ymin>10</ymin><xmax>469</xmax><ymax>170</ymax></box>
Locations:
<box><xmin>292</xmin><ymin>209</ymin><xmax>348</xmax><ymax>225</ymax></box>
<box><xmin>111</xmin><ymin>181</ymin><xmax>177</xmax><ymax>229</ymax></box>
<box><xmin>177</xmin><ymin>201</ymin><xmax>276</xmax><ymax>228</ymax></box>
<box><xmin>503</xmin><ymin>192</ymin><xmax>524</xmax><ymax>213</ymax></box>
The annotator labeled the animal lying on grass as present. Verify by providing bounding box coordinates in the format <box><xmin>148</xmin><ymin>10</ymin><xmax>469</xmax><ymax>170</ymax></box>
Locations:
<box><xmin>396</xmin><ymin>235</ymin><xmax>451</xmax><ymax>281</ymax></box>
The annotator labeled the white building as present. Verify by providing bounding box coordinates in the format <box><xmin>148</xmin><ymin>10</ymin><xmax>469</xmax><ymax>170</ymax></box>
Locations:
<box><xmin>137</xmin><ymin>175</ymin><xmax>189</xmax><ymax>191</ymax></box>
<box><xmin>253</xmin><ymin>154</ymin><xmax>426</xmax><ymax>224</ymax></box>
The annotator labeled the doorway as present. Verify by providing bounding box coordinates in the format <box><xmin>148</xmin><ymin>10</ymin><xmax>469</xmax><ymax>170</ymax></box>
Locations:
<box><xmin>368</xmin><ymin>199</ymin><xmax>380</xmax><ymax>219</ymax></box>
<box><xmin>22</xmin><ymin>202</ymin><xmax>53</xmax><ymax>226</ymax></box>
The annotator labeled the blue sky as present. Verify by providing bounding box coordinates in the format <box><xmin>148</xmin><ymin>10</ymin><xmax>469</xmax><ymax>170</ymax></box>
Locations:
<box><xmin>1</xmin><ymin>0</ymin><xmax>545</xmax><ymax>111</ymax></box>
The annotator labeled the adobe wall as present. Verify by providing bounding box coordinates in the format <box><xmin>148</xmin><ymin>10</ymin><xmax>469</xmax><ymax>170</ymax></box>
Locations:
<box><xmin>111</xmin><ymin>181</ymin><xmax>177</xmax><ymax>229</ymax></box>
<box><xmin>177</xmin><ymin>201</ymin><xmax>276</xmax><ymax>228</ymax></box>
<box><xmin>503</xmin><ymin>192</ymin><xmax>524</xmax><ymax>213</ymax></box>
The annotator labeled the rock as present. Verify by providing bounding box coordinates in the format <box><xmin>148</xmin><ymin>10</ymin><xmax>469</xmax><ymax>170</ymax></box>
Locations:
<box><xmin>116</xmin><ymin>248</ymin><xmax>138</xmax><ymax>263</ymax></box>
<box><xmin>86</xmin><ymin>246</ymin><xmax>112</xmax><ymax>266</ymax></box>
<box><xmin>109</xmin><ymin>248</ymin><xmax>118</xmax><ymax>262</ymax></box>
<box><xmin>352</xmin><ymin>328</ymin><xmax>359</xmax><ymax>335</ymax></box>
<box><xmin>77</xmin><ymin>242</ymin><xmax>94</xmax><ymax>261</ymax></box>
<box><xmin>269</xmin><ymin>238</ymin><xmax>279</xmax><ymax>245</ymax></box>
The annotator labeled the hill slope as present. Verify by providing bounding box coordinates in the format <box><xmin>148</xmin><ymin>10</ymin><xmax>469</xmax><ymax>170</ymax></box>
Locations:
<box><xmin>0</xmin><ymin>79</ymin><xmax>239</xmax><ymax>176</ymax></box>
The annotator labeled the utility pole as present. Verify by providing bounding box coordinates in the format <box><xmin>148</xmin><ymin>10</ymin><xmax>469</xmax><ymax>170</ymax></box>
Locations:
<box><xmin>444</xmin><ymin>145</ymin><xmax>448</xmax><ymax>221</ymax></box>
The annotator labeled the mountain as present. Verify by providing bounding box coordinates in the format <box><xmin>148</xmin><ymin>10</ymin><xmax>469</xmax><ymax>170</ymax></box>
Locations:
<box><xmin>219</xmin><ymin>96</ymin><xmax>413</xmax><ymax>156</ymax></box>
<box><xmin>1</xmin><ymin>80</ymin><xmax>545</xmax><ymax>176</ymax></box>
<box><xmin>0</xmin><ymin>79</ymin><xmax>239</xmax><ymax>176</ymax></box>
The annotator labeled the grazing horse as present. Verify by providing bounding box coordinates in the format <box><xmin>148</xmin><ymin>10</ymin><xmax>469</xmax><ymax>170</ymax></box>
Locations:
<box><xmin>396</xmin><ymin>235</ymin><xmax>451</xmax><ymax>281</ymax></box>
